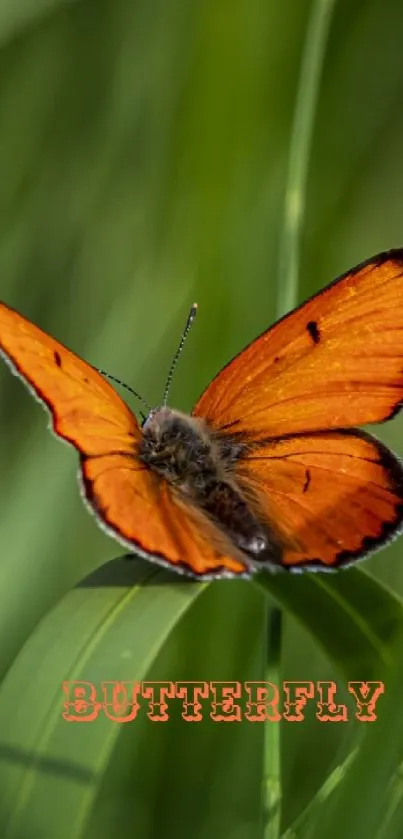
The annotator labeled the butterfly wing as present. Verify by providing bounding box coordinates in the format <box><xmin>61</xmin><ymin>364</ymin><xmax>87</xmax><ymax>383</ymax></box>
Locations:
<box><xmin>82</xmin><ymin>454</ymin><xmax>250</xmax><ymax>577</ymax></box>
<box><xmin>0</xmin><ymin>302</ymin><xmax>139</xmax><ymax>455</ymax></box>
<box><xmin>193</xmin><ymin>250</ymin><xmax>403</xmax><ymax>570</ymax></box>
<box><xmin>236</xmin><ymin>430</ymin><xmax>403</xmax><ymax>570</ymax></box>
<box><xmin>193</xmin><ymin>251</ymin><xmax>403</xmax><ymax>437</ymax></box>
<box><xmin>0</xmin><ymin>302</ymin><xmax>249</xmax><ymax>578</ymax></box>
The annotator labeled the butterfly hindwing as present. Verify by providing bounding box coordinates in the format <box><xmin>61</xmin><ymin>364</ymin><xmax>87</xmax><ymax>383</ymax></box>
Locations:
<box><xmin>81</xmin><ymin>453</ymin><xmax>250</xmax><ymax>577</ymax></box>
<box><xmin>234</xmin><ymin>429</ymin><xmax>403</xmax><ymax>570</ymax></box>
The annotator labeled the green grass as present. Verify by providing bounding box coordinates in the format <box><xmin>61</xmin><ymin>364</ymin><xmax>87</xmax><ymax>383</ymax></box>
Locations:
<box><xmin>1</xmin><ymin>1</ymin><xmax>403</xmax><ymax>837</ymax></box>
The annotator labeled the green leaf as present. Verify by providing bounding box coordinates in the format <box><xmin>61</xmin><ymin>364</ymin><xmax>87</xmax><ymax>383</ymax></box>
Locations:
<box><xmin>0</xmin><ymin>557</ymin><xmax>206</xmax><ymax>839</ymax></box>
<box><xmin>254</xmin><ymin>567</ymin><xmax>403</xmax><ymax>681</ymax></box>
<box><xmin>0</xmin><ymin>557</ymin><xmax>401</xmax><ymax>839</ymax></box>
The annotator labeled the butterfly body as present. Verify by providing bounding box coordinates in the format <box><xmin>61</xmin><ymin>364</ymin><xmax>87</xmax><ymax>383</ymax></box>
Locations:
<box><xmin>139</xmin><ymin>406</ymin><xmax>281</xmax><ymax>568</ymax></box>
<box><xmin>2</xmin><ymin>249</ymin><xmax>403</xmax><ymax>578</ymax></box>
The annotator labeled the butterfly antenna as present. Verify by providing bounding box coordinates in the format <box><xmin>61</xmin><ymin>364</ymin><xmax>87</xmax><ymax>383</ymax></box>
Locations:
<box><xmin>96</xmin><ymin>368</ymin><xmax>151</xmax><ymax>415</ymax></box>
<box><xmin>162</xmin><ymin>303</ymin><xmax>198</xmax><ymax>407</ymax></box>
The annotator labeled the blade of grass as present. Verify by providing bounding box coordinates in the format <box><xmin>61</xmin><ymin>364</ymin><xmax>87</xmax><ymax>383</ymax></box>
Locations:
<box><xmin>374</xmin><ymin>762</ymin><xmax>403</xmax><ymax>839</ymax></box>
<box><xmin>276</xmin><ymin>0</ymin><xmax>337</xmax><ymax>316</ymax></box>
<box><xmin>262</xmin><ymin>608</ymin><xmax>283</xmax><ymax>837</ymax></box>
<box><xmin>281</xmin><ymin>747</ymin><xmax>358</xmax><ymax>839</ymax></box>
<box><xmin>262</xmin><ymin>3</ymin><xmax>337</xmax><ymax>837</ymax></box>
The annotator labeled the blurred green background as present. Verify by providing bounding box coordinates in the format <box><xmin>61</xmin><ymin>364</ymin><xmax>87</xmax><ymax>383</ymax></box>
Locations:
<box><xmin>1</xmin><ymin>1</ymin><xmax>403</xmax><ymax>838</ymax></box>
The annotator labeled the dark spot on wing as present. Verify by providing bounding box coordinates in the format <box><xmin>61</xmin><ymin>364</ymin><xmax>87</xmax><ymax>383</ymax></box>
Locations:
<box><xmin>303</xmin><ymin>468</ymin><xmax>311</xmax><ymax>493</ymax></box>
<box><xmin>274</xmin><ymin>356</ymin><xmax>280</xmax><ymax>363</ymax></box>
<box><xmin>306</xmin><ymin>320</ymin><xmax>320</xmax><ymax>344</ymax></box>
<box><xmin>220</xmin><ymin>419</ymin><xmax>241</xmax><ymax>431</ymax></box>
<box><xmin>54</xmin><ymin>351</ymin><xmax>62</xmax><ymax>367</ymax></box>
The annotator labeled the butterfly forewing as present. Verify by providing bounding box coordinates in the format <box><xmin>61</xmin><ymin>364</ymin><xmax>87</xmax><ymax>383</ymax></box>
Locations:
<box><xmin>193</xmin><ymin>251</ymin><xmax>403</xmax><ymax>438</ymax></box>
<box><xmin>0</xmin><ymin>302</ymin><xmax>140</xmax><ymax>455</ymax></box>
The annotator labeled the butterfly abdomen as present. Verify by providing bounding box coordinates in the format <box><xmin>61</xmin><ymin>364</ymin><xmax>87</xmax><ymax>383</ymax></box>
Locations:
<box><xmin>197</xmin><ymin>478</ymin><xmax>269</xmax><ymax>555</ymax></box>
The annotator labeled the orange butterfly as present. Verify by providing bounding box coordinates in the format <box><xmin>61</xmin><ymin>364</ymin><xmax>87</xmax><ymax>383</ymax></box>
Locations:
<box><xmin>1</xmin><ymin>250</ymin><xmax>403</xmax><ymax>579</ymax></box>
